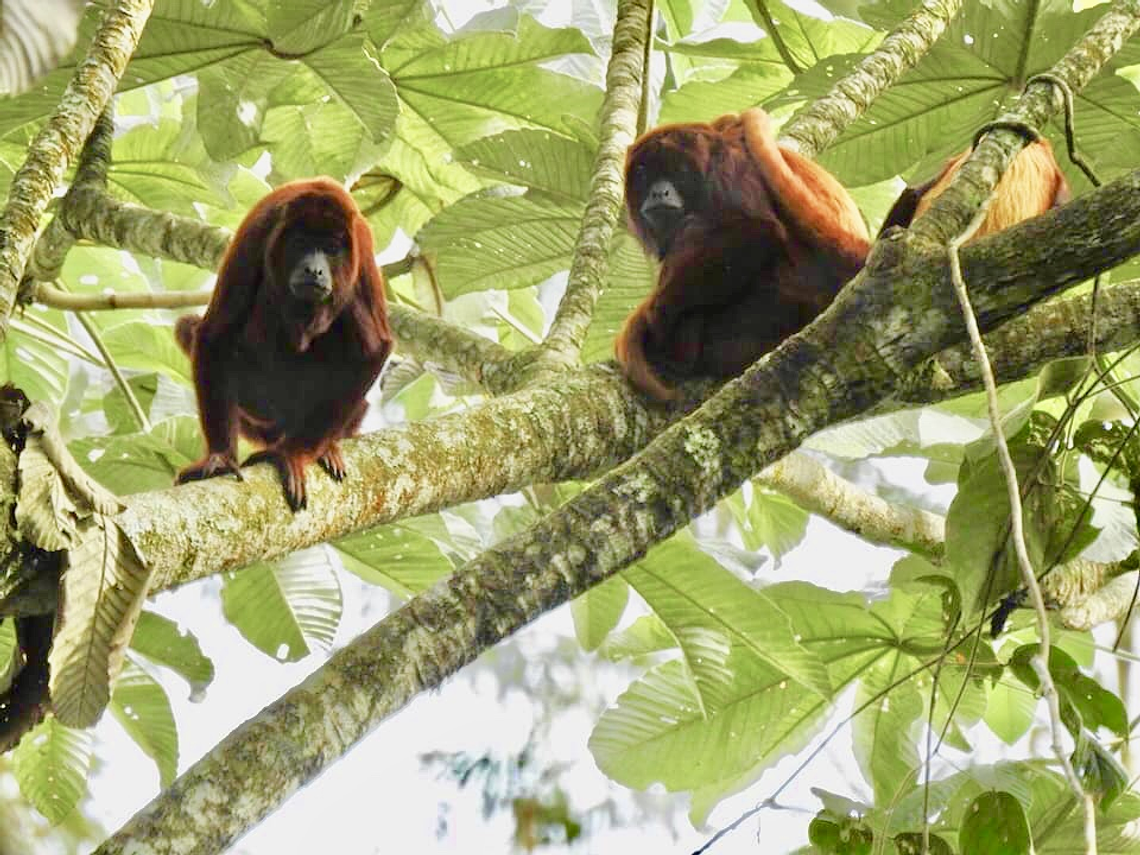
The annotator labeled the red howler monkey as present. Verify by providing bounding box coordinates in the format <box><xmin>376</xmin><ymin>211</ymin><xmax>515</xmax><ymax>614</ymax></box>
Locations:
<box><xmin>175</xmin><ymin>177</ymin><xmax>392</xmax><ymax>511</ymax></box>
<box><xmin>878</xmin><ymin>138</ymin><xmax>1070</xmax><ymax>240</ymax></box>
<box><xmin>615</xmin><ymin>108</ymin><xmax>871</xmax><ymax>401</ymax></box>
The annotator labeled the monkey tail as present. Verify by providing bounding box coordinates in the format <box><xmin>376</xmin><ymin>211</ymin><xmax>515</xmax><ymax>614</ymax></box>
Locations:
<box><xmin>174</xmin><ymin>315</ymin><xmax>201</xmax><ymax>357</ymax></box>
<box><xmin>615</xmin><ymin>307</ymin><xmax>679</xmax><ymax>402</ymax></box>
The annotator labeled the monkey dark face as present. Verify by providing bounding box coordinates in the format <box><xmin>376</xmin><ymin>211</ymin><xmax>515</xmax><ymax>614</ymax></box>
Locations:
<box><xmin>273</xmin><ymin>225</ymin><xmax>349</xmax><ymax>304</ymax></box>
<box><xmin>638</xmin><ymin>179</ymin><xmax>687</xmax><ymax>256</ymax></box>
<box><xmin>627</xmin><ymin>152</ymin><xmax>707</xmax><ymax>259</ymax></box>
<box><xmin>285</xmin><ymin>247</ymin><xmax>334</xmax><ymax>302</ymax></box>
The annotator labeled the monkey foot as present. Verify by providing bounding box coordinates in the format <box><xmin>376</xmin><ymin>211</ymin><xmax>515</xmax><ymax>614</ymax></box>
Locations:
<box><xmin>243</xmin><ymin>450</ymin><xmax>308</xmax><ymax>512</ymax></box>
<box><xmin>317</xmin><ymin>444</ymin><xmax>347</xmax><ymax>481</ymax></box>
<box><xmin>176</xmin><ymin>453</ymin><xmax>244</xmax><ymax>485</ymax></box>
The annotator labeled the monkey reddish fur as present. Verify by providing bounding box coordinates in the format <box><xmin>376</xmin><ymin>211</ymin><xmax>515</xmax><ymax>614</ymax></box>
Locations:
<box><xmin>615</xmin><ymin>108</ymin><xmax>871</xmax><ymax>402</ymax></box>
<box><xmin>879</xmin><ymin>139</ymin><xmax>1071</xmax><ymax>240</ymax></box>
<box><xmin>175</xmin><ymin>178</ymin><xmax>392</xmax><ymax>510</ymax></box>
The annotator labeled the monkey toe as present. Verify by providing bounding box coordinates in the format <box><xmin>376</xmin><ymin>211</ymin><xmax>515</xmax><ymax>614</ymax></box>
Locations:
<box><xmin>176</xmin><ymin>453</ymin><xmax>243</xmax><ymax>485</ymax></box>
<box><xmin>243</xmin><ymin>450</ymin><xmax>308</xmax><ymax>511</ymax></box>
<box><xmin>317</xmin><ymin>446</ymin><xmax>347</xmax><ymax>481</ymax></box>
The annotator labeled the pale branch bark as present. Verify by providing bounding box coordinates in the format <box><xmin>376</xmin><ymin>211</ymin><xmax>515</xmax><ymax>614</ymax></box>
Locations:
<box><xmin>757</xmin><ymin>452</ymin><xmax>946</xmax><ymax>558</ymax></box>
<box><xmin>759</xmin><ymin>454</ymin><xmax>1135</xmax><ymax>627</ymax></box>
<box><xmin>1054</xmin><ymin>570</ymin><xmax>1140</xmax><ymax>630</ymax></box>
<box><xmin>906</xmin><ymin>0</ymin><xmax>1140</xmax><ymax>248</ymax></box>
<box><xmin>31</xmin><ymin>282</ymin><xmax>212</xmax><ymax>311</ymax></box>
<box><xmin>538</xmin><ymin>0</ymin><xmax>650</xmax><ymax>365</ymax></box>
<box><xmin>122</xmin><ymin>367</ymin><xmax>669</xmax><ymax>595</ymax></box>
<box><xmin>780</xmin><ymin>0</ymin><xmax>963</xmax><ymax>154</ymax></box>
<box><xmin>0</xmin><ymin>0</ymin><xmax>154</xmax><ymax>332</ymax></box>
<box><xmin>92</xmin><ymin>165</ymin><xmax>1140</xmax><ymax>855</ymax></box>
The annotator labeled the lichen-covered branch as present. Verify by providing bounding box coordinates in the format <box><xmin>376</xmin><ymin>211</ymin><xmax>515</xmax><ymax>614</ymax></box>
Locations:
<box><xmin>895</xmin><ymin>280</ymin><xmax>1140</xmax><ymax>406</ymax></box>
<box><xmin>0</xmin><ymin>0</ymin><xmax>154</xmax><ymax>333</ymax></box>
<box><xmin>91</xmin><ymin>159</ymin><xmax>1140</xmax><ymax>855</ymax></box>
<box><xmin>120</xmin><ymin>367</ymin><xmax>668</xmax><ymax>595</ymax></box>
<box><xmin>538</xmin><ymin>0</ymin><xmax>650</xmax><ymax>365</ymax></box>
<box><xmin>757</xmin><ymin>452</ymin><xmax>946</xmax><ymax>558</ymax></box>
<box><xmin>781</xmin><ymin>0</ymin><xmax>963</xmax><ymax>154</ymax></box>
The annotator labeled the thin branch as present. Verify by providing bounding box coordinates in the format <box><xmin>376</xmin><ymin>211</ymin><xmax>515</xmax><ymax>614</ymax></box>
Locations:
<box><xmin>781</xmin><ymin>0</ymin><xmax>964</xmax><ymax>154</ymax></box>
<box><xmin>757</xmin><ymin>451</ymin><xmax>946</xmax><ymax>558</ymax></box>
<box><xmin>33</xmin><ymin>282</ymin><xmax>212</xmax><ymax>311</ymax></box>
<box><xmin>947</xmin><ymin>210</ymin><xmax>1094</xmax><ymax>846</ymax></box>
<box><xmin>0</xmin><ymin>0</ymin><xmax>155</xmax><ymax>332</ymax></box>
<box><xmin>75</xmin><ymin>309</ymin><xmax>149</xmax><ymax>432</ymax></box>
<box><xmin>538</xmin><ymin>0</ymin><xmax>650</xmax><ymax>364</ymax></box>
<box><xmin>747</xmin><ymin>0</ymin><xmax>804</xmax><ymax>74</ymax></box>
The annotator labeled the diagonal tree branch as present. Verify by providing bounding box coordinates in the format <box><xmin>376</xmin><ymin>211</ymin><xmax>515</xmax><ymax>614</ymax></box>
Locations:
<box><xmin>0</xmin><ymin>0</ymin><xmax>154</xmax><ymax>333</ymax></box>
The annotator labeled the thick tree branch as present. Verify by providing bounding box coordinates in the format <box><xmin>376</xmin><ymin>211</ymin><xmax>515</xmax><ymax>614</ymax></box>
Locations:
<box><xmin>0</xmin><ymin>0</ymin><xmax>154</xmax><ymax>333</ymax></box>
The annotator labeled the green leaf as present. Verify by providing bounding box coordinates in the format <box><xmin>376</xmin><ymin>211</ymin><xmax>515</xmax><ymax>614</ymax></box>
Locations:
<box><xmin>222</xmin><ymin>546</ymin><xmax>343</xmax><ymax>661</ymax></box>
<box><xmin>304</xmin><ymin>32</ymin><xmax>399</xmax><ymax>144</ymax></box>
<box><xmin>101</xmin><ymin>321</ymin><xmax>193</xmax><ymax>386</ymax></box>
<box><xmin>589</xmin><ymin>656</ymin><xmax>824</xmax><ymax>791</ymax></box>
<box><xmin>261</xmin><ymin>98</ymin><xmax>369</xmax><ymax>183</ymax></box>
<box><xmin>68</xmin><ymin>420</ymin><xmax>196</xmax><ymax>497</ymax></box>
<box><xmin>334</xmin><ymin>522</ymin><xmax>454</xmax><ymax>596</ymax></box>
<box><xmin>2</xmin><ymin>311</ymin><xmax>69</xmax><ymax>406</ymax></box>
<box><xmin>266</xmin><ymin>0</ymin><xmax>354</xmax><ymax>54</ymax></box>
<box><xmin>597</xmin><ymin>614</ymin><xmax>678</xmax><ymax>661</ymax></box>
<box><xmin>196</xmin><ymin>55</ymin><xmax>292</xmax><ymax>160</ymax></box>
<box><xmin>984</xmin><ymin>675</ymin><xmax>1037</xmax><ymax>744</ymax></box>
<box><xmin>110</xmin><ymin>659</ymin><xmax>179</xmax><ymax>787</ymax></box>
<box><xmin>570</xmin><ymin>576</ymin><xmax>629</xmax><ymax>652</ymax></box>
<box><xmin>658</xmin><ymin>64</ymin><xmax>791</xmax><ymax>125</ymax></box>
<box><xmin>11</xmin><ymin>717</ymin><xmax>93</xmax><ymax>824</ymax></box>
<box><xmin>386</xmin><ymin>15</ymin><xmax>600</xmax><ymax>147</ymax></box>
<box><xmin>852</xmin><ymin>658</ymin><xmax>924</xmax><ymax>803</ymax></box>
<box><xmin>744</xmin><ymin>487</ymin><xmax>809</xmax><ymax>558</ymax></box>
<box><xmin>1009</xmin><ymin>645</ymin><xmax>1128</xmax><ymax>739</ymax></box>
<box><xmin>129</xmin><ymin>611</ymin><xmax>215</xmax><ymax>701</ymax></box>
<box><xmin>1072</xmin><ymin>736</ymin><xmax>1128</xmax><ymax>810</ymax></box>
<box><xmin>419</xmin><ymin>194</ymin><xmax>582</xmax><ymax>297</ymax></box>
<box><xmin>109</xmin><ymin>118</ymin><xmax>230</xmax><ymax>215</ymax></box>
<box><xmin>455</xmin><ymin>129</ymin><xmax>595</xmax><ymax>204</ymax></box>
<box><xmin>0</xmin><ymin>0</ymin><xmax>266</xmax><ymax>137</ymax></box>
<box><xmin>49</xmin><ymin>520</ymin><xmax>153</xmax><ymax>728</ymax></box>
<box><xmin>16</xmin><ymin>432</ymin><xmax>79</xmax><ymax>552</ymax></box>
<box><xmin>583</xmin><ymin>231</ymin><xmax>656</xmax><ymax>364</ymax></box>
<box><xmin>626</xmin><ymin>532</ymin><xmax>831</xmax><ymax>700</ymax></box>
<box><xmin>959</xmin><ymin>791</ymin><xmax>1031</xmax><ymax>855</ymax></box>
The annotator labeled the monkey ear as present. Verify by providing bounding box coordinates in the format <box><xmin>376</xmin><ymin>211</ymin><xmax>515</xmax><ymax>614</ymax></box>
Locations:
<box><xmin>346</xmin><ymin>214</ymin><xmax>392</xmax><ymax>359</ymax></box>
